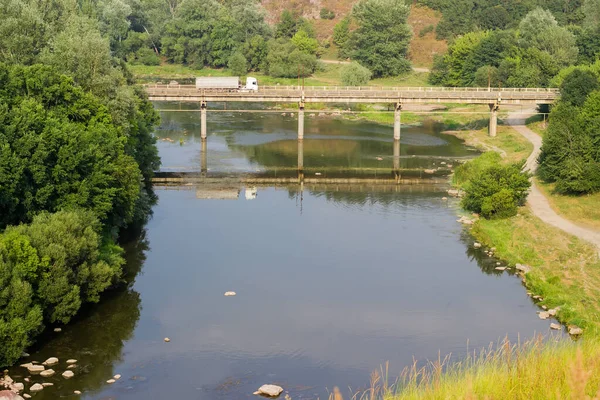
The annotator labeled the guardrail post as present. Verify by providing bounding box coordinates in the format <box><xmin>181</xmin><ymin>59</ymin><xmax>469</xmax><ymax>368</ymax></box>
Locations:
<box><xmin>394</xmin><ymin>102</ymin><xmax>402</xmax><ymax>140</ymax></box>
<box><xmin>298</xmin><ymin>102</ymin><xmax>305</xmax><ymax>140</ymax></box>
<box><xmin>200</xmin><ymin>100</ymin><xmax>207</xmax><ymax>140</ymax></box>
<box><xmin>489</xmin><ymin>103</ymin><xmax>499</xmax><ymax>137</ymax></box>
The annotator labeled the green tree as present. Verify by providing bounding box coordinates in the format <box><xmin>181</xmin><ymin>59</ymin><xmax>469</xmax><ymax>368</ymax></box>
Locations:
<box><xmin>333</xmin><ymin>16</ymin><xmax>351</xmax><ymax>59</ymax></box>
<box><xmin>228</xmin><ymin>51</ymin><xmax>248</xmax><ymax>75</ymax></box>
<box><xmin>479</xmin><ymin>5</ymin><xmax>510</xmax><ymax>30</ymax></box>
<box><xmin>264</xmin><ymin>38</ymin><xmax>318</xmax><ymax>78</ymax></box>
<box><xmin>275</xmin><ymin>10</ymin><xmax>298</xmax><ymax>38</ymax></box>
<box><xmin>340</xmin><ymin>62</ymin><xmax>372</xmax><ymax>85</ymax></box>
<box><xmin>560</xmin><ymin>70</ymin><xmax>599</xmax><ymax>107</ymax></box>
<box><xmin>291</xmin><ymin>29</ymin><xmax>319</xmax><ymax>55</ymax></box>
<box><xmin>350</xmin><ymin>0</ymin><xmax>413</xmax><ymax>77</ymax></box>
<box><xmin>583</xmin><ymin>0</ymin><xmax>600</xmax><ymax>28</ymax></box>
<box><xmin>474</xmin><ymin>65</ymin><xmax>500</xmax><ymax>87</ymax></box>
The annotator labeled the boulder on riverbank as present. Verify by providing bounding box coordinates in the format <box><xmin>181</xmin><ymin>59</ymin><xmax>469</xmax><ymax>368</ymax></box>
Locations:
<box><xmin>254</xmin><ymin>384</ymin><xmax>284</xmax><ymax>398</ymax></box>
<box><xmin>568</xmin><ymin>325</ymin><xmax>583</xmax><ymax>336</ymax></box>
<box><xmin>0</xmin><ymin>391</ymin><xmax>24</xmax><ymax>400</ymax></box>
<box><xmin>26</xmin><ymin>365</ymin><xmax>44</xmax><ymax>375</ymax></box>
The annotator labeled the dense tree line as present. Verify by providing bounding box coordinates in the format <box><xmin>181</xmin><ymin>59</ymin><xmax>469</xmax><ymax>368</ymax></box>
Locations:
<box><xmin>538</xmin><ymin>63</ymin><xmax>600</xmax><ymax>194</ymax></box>
<box><xmin>0</xmin><ymin>0</ymin><xmax>160</xmax><ymax>366</ymax></box>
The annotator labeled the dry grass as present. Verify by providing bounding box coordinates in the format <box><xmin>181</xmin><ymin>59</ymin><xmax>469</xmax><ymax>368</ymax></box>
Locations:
<box><xmin>406</xmin><ymin>4</ymin><xmax>447</xmax><ymax>68</ymax></box>
<box><xmin>537</xmin><ymin>181</ymin><xmax>600</xmax><ymax>231</ymax></box>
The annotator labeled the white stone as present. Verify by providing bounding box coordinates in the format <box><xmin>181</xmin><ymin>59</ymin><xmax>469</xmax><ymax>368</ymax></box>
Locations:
<box><xmin>66</xmin><ymin>359</ymin><xmax>77</xmax><ymax>364</ymax></box>
<box><xmin>21</xmin><ymin>353</ymin><xmax>30</xmax><ymax>358</ymax></box>
<box><xmin>53</xmin><ymin>328</ymin><xmax>62</xmax><ymax>333</ymax></box>
<box><xmin>548</xmin><ymin>309</ymin><xmax>558</xmax><ymax>316</ymax></box>
<box><xmin>13</xmin><ymin>383</ymin><xmax>24</xmax><ymax>391</ymax></box>
<box><xmin>550</xmin><ymin>323</ymin><xmax>561</xmax><ymax>330</ymax></box>
<box><xmin>113</xmin><ymin>374</ymin><xmax>121</xmax><ymax>380</ymax></box>
<box><xmin>423</xmin><ymin>169</ymin><xmax>436</xmax><ymax>174</ymax></box>
<box><xmin>224</xmin><ymin>291</ymin><xmax>236</xmax><ymax>296</ymax></box>
<box><xmin>39</xmin><ymin>369</ymin><xmax>55</xmax><ymax>378</ymax></box>
<box><xmin>442</xmin><ymin>197</ymin><xmax>448</xmax><ymax>201</ymax></box>
<box><xmin>42</xmin><ymin>357</ymin><xmax>58</xmax><ymax>366</ymax></box>
<box><xmin>315</xmin><ymin>172</ymin><xmax>322</xmax><ymax>176</ymax></box>
<box><xmin>62</xmin><ymin>371</ymin><xmax>74</xmax><ymax>379</ymax></box>
<box><xmin>569</xmin><ymin>326</ymin><xmax>583</xmax><ymax>336</ymax></box>
<box><xmin>538</xmin><ymin>312</ymin><xmax>550</xmax><ymax>320</ymax></box>
<box><xmin>19</xmin><ymin>364</ymin><xmax>32</xmax><ymax>370</ymax></box>
<box><xmin>41</xmin><ymin>383</ymin><xmax>53</xmax><ymax>387</ymax></box>
<box><xmin>23</xmin><ymin>379</ymin><xmax>29</xmax><ymax>383</ymax></box>
<box><xmin>23</xmin><ymin>394</ymin><xmax>31</xmax><ymax>399</ymax></box>
<box><xmin>254</xmin><ymin>384</ymin><xmax>284</xmax><ymax>397</ymax></box>
<box><xmin>106</xmin><ymin>379</ymin><xmax>115</xmax><ymax>384</ymax></box>
<box><xmin>495</xmin><ymin>267</ymin><xmax>507</xmax><ymax>271</ymax></box>
<box><xmin>74</xmin><ymin>391</ymin><xmax>81</xmax><ymax>395</ymax></box>
<box><xmin>164</xmin><ymin>337</ymin><xmax>170</xmax><ymax>342</ymax></box>
<box><xmin>473</xmin><ymin>242</ymin><xmax>481</xmax><ymax>249</ymax></box>
<box><xmin>27</xmin><ymin>365</ymin><xmax>44</xmax><ymax>375</ymax></box>
<box><xmin>67</xmin><ymin>364</ymin><xmax>77</xmax><ymax>370</ymax></box>
<box><xmin>0</xmin><ymin>392</ymin><xmax>24</xmax><ymax>400</ymax></box>
<box><xmin>29</xmin><ymin>384</ymin><xmax>43</xmax><ymax>392</ymax></box>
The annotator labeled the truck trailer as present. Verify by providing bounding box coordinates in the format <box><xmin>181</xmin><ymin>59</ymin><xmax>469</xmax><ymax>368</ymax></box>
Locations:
<box><xmin>195</xmin><ymin>77</ymin><xmax>258</xmax><ymax>91</ymax></box>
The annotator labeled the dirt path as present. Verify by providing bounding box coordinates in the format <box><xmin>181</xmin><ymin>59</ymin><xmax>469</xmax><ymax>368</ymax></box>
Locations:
<box><xmin>507</xmin><ymin>112</ymin><xmax>600</xmax><ymax>254</ymax></box>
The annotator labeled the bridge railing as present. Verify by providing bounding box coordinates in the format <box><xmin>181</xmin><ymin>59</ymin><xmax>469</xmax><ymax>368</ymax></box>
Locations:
<box><xmin>145</xmin><ymin>84</ymin><xmax>559</xmax><ymax>94</ymax></box>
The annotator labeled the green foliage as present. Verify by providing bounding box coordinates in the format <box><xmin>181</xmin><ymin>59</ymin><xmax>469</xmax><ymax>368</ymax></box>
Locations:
<box><xmin>559</xmin><ymin>69</ymin><xmax>599</xmax><ymax>107</ymax></box>
<box><xmin>350</xmin><ymin>0</ymin><xmax>412</xmax><ymax>77</ymax></box>
<box><xmin>320</xmin><ymin>8</ymin><xmax>335</xmax><ymax>20</ymax></box>
<box><xmin>276</xmin><ymin>10</ymin><xmax>299</xmax><ymax>38</ymax></box>
<box><xmin>419</xmin><ymin>24</ymin><xmax>435</xmax><ymax>37</ymax></box>
<box><xmin>583</xmin><ymin>0</ymin><xmax>600</xmax><ymax>29</ymax></box>
<box><xmin>340</xmin><ymin>62</ymin><xmax>372</xmax><ymax>86</ymax></box>
<box><xmin>539</xmin><ymin>93</ymin><xmax>600</xmax><ymax>194</ymax></box>
<box><xmin>228</xmin><ymin>51</ymin><xmax>248</xmax><ymax>76</ymax></box>
<box><xmin>0</xmin><ymin>210</ymin><xmax>124</xmax><ymax>366</ymax></box>
<box><xmin>474</xmin><ymin>65</ymin><xmax>500</xmax><ymax>87</ymax></box>
<box><xmin>453</xmin><ymin>152</ymin><xmax>503</xmax><ymax>187</ymax></box>
<box><xmin>333</xmin><ymin>17</ymin><xmax>351</xmax><ymax>59</ymax></box>
<box><xmin>291</xmin><ymin>29</ymin><xmax>319</xmax><ymax>55</ymax></box>
<box><xmin>459</xmin><ymin>156</ymin><xmax>531</xmax><ymax>219</ymax></box>
<box><xmin>264</xmin><ymin>38</ymin><xmax>318</xmax><ymax>78</ymax></box>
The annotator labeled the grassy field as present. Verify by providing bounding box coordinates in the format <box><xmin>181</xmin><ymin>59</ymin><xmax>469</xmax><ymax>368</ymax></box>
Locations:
<box><xmin>383</xmin><ymin>119</ymin><xmax>600</xmax><ymax>400</ymax></box>
<box><xmin>129</xmin><ymin>62</ymin><xmax>432</xmax><ymax>87</ymax></box>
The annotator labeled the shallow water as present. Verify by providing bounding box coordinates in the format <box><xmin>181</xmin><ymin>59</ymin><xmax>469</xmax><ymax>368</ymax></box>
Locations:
<box><xmin>7</xmin><ymin>106</ymin><xmax>559</xmax><ymax>399</ymax></box>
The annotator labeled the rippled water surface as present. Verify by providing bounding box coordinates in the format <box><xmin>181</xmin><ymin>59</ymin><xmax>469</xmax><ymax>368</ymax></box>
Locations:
<box><xmin>7</xmin><ymin>106</ymin><xmax>557</xmax><ymax>399</ymax></box>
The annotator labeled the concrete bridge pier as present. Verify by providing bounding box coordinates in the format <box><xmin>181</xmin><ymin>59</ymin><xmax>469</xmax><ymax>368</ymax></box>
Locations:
<box><xmin>201</xmin><ymin>139</ymin><xmax>207</xmax><ymax>175</ymax></box>
<box><xmin>393</xmin><ymin>139</ymin><xmax>401</xmax><ymax>180</ymax></box>
<box><xmin>200</xmin><ymin>100</ymin><xmax>207</xmax><ymax>140</ymax></box>
<box><xmin>394</xmin><ymin>103</ymin><xmax>402</xmax><ymax>140</ymax></box>
<box><xmin>298</xmin><ymin>139</ymin><xmax>304</xmax><ymax>173</ymax></box>
<box><xmin>298</xmin><ymin>102</ymin><xmax>305</xmax><ymax>140</ymax></box>
<box><xmin>489</xmin><ymin>103</ymin><xmax>499</xmax><ymax>137</ymax></box>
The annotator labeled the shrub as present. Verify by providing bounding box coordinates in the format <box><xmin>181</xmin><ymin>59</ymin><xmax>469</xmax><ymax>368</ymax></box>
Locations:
<box><xmin>228</xmin><ymin>51</ymin><xmax>248</xmax><ymax>76</ymax></box>
<box><xmin>136</xmin><ymin>47</ymin><xmax>160</xmax><ymax>66</ymax></box>
<box><xmin>459</xmin><ymin>155</ymin><xmax>531</xmax><ymax>219</ymax></box>
<box><xmin>320</xmin><ymin>8</ymin><xmax>335</xmax><ymax>20</ymax></box>
<box><xmin>419</xmin><ymin>24</ymin><xmax>435</xmax><ymax>37</ymax></box>
<box><xmin>340</xmin><ymin>62</ymin><xmax>372</xmax><ymax>86</ymax></box>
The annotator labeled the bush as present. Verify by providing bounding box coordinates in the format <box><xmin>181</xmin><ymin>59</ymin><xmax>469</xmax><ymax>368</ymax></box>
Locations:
<box><xmin>559</xmin><ymin>69</ymin><xmax>599</xmax><ymax>107</ymax></box>
<box><xmin>419</xmin><ymin>24</ymin><xmax>435</xmax><ymax>37</ymax></box>
<box><xmin>0</xmin><ymin>210</ymin><xmax>124</xmax><ymax>366</ymax></box>
<box><xmin>265</xmin><ymin>38</ymin><xmax>317</xmax><ymax>78</ymax></box>
<box><xmin>136</xmin><ymin>47</ymin><xmax>160</xmax><ymax>66</ymax></box>
<box><xmin>340</xmin><ymin>62</ymin><xmax>372</xmax><ymax>86</ymax></box>
<box><xmin>228</xmin><ymin>51</ymin><xmax>248</xmax><ymax>76</ymax></box>
<box><xmin>459</xmin><ymin>155</ymin><xmax>531</xmax><ymax>219</ymax></box>
<box><xmin>320</xmin><ymin>8</ymin><xmax>335</xmax><ymax>19</ymax></box>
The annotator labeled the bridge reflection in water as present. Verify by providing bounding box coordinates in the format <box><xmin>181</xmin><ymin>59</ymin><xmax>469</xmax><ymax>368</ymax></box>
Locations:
<box><xmin>155</xmin><ymin>135</ymin><xmax>453</xmax><ymax>185</ymax></box>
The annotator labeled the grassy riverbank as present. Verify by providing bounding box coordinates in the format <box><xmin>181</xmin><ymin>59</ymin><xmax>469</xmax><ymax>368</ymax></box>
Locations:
<box><xmin>385</xmin><ymin>120</ymin><xmax>600</xmax><ymax>399</ymax></box>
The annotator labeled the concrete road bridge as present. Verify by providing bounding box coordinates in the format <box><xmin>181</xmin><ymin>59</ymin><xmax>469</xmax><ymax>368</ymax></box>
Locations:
<box><xmin>145</xmin><ymin>84</ymin><xmax>559</xmax><ymax>139</ymax></box>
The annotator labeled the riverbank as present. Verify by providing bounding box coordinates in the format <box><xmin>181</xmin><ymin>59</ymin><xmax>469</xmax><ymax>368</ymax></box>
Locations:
<box><xmin>386</xmin><ymin>113</ymin><xmax>600</xmax><ymax>399</ymax></box>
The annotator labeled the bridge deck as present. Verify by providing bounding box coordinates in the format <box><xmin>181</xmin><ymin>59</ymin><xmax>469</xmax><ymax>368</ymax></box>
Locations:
<box><xmin>146</xmin><ymin>85</ymin><xmax>559</xmax><ymax>105</ymax></box>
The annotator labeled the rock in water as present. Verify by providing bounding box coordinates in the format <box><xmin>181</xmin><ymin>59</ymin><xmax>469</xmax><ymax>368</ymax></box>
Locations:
<box><xmin>42</xmin><ymin>357</ymin><xmax>58</xmax><ymax>366</ymax></box>
<box><xmin>0</xmin><ymin>390</ymin><xmax>24</xmax><ymax>400</ymax></box>
<box><xmin>254</xmin><ymin>384</ymin><xmax>284</xmax><ymax>398</ymax></box>
<box><xmin>40</xmin><ymin>369</ymin><xmax>55</xmax><ymax>378</ymax></box>
<box><xmin>23</xmin><ymin>395</ymin><xmax>31</xmax><ymax>399</ymax></box>
<box><xmin>66</xmin><ymin>359</ymin><xmax>77</xmax><ymax>364</ymax></box>
<box><xmin>113</xmin><ymin>374</ymin><xmax>121</xmax><ymax>380</ymax></box>
<box><xmin>13</xmin><ymin>383</ymin><xmax>24</xmax><ymax>391</ymax></box>
<box><xmin>569</xmin><ymin>326</ymin><xmax>583</xmax><ymax>336</ymax></box>
<box><xmin>62</xmin><ymin>371</ymin><xmax>74</xmax><ymax>379</ymax></box>
<box><xmin>538</xmin><ymin>312</ymin><xmax>550</xmax><ymax>320</ymax></box>
<box><xmin>53</xmin><ymin>328</ymin><xmax>62</xmax><ymax>333</ymax></box>
<box><xmin>164</xmin><ymin>338</ymin><xmax>171</xmax><ymax>342</ymax></box>
<box><xmin>224</xmin><ymin>291</ymin><xmax>236</xmax><ymax>296</ymax></box>
<box><xmin>30</xmin><ymin>384</ymin><xmax>44</xmax><ymax>392</ymax></box>
<box><xmin>26</xmin><ymin>365</ymin><xmax>44</xmax><ymax>375</ymax></box>
<box><xmin>106</xmin><ymin>379</ymin><xmax>115</xmax><ymax>384</ymax></box>
<box><xmin>473</xmin><ymin>242</ymin><xmax>482</xmax><ymax>248</ymax></box>
<box><xmin>41</xmin><ymin>383</ymin><xmax>53</xmax><ymax>387</ymax></box>
<box><xmin>74</xmin><ymin>391</ymin><xmax>81</xmax><ymax>395</ymax></box>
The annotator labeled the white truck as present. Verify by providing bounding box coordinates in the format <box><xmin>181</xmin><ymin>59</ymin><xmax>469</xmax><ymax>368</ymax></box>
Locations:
<box><xmin>195</xmin><ymin>77</ymin><xmax>258</xmax><ymax>91</ymax></box>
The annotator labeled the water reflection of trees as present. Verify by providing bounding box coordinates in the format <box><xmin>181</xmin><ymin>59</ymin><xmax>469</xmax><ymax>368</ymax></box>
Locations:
<box><xmin>12</xmin><ymin>230</ymin><xmax>149</xmax><ymax>399</ymax></box>
<box><xmin>287</xmin><ymin>187</ymin><xmax>444</xmax><ymax>207</ymax></box>
<box><xmin>459</xmin><ymin>230</ymin><xmax>514</xmax><ymax>276</ymax></box>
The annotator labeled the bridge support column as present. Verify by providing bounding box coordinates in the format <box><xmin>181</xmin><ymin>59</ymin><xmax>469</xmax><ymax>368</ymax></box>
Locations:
<box><xmin>201</xmin><ymin>139</ymin><xmax>207</xmax><ymax>176</ymax></box>
<box><xmin>298</xmin><ymin>102</ymin><xmax>305</xmax><ymax>140</ymax></box>
<box><xmin>200</xmin><ymin>101</ymin><xmax>207</xmax><ymax>140</ymax></box>
<box><xmin>394</xmin><ymin>103</ymin><xmax>402</xmax><ymax>140</ymax></box>
<box><xmin>489</xmin><ymin>103</ymin><xmax>499</xmax><ymax>137</ymax></box>
<box><xmin>393</xmin><ymin>139</ymin><xmax>401</xmax><ymax>180</ymax></box>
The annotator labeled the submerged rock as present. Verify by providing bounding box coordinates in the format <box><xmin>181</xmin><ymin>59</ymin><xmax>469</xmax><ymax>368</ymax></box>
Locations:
<box><xmin>29</xmin><ymin>384</ymin><xmax>43</xmax><ymax>392</ymax></box>
<box><xmin>74</xmin><ymin>391</ymin><xmax>81</xmax><ymax>395</ymax></box>
<box><xmin>53</xmin><ymin>328</ymin><xmax>62</xmax><ymax>333</ymax></box>
<box><xmin>41</xmin><ymin>383</ymin><xmax>53</xmax><ymax>388</ymax></box>
<box><xmin>42</xmin><ymin>358</ymin><xmax>58</xmax><ymax>366</ymax></box>
<box><xmin>12</xmin><ymin>383</ymin><xmax>24</xmax><ymax>392</ymax></box>
<box><xmin>62</xmin><ymin>371</ymin><xmax>74</xmax><ymax>379</ymax></box>
<box><xmin>473</xmin><ymin>242</ymin><xmax>482</xmax><ymax>249</ymax></box>
<box><xmin>538</xmin><ymin>312</ymin><xmax>550</xmax><ymax>320</ymax></box>
<box><xmin>254</xmin><ymin>384</ymin><xmax>284</xmax><ymax>398</ymax></box>
<box><xmin>39</xmin><ymin>369</ymin><xmax>55</xmax><ymax>378</ymax></box>
<box><xmin>113</xmin><ymin>375</ymin><xmax>121</xmax><ymax>380</ymax></box>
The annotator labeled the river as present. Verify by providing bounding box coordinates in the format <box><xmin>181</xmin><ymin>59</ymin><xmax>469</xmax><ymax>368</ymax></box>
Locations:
<box><xmin>7</xmin><ymin>105</ymin><xmax>557</xmax><ymax>399</ymax></box>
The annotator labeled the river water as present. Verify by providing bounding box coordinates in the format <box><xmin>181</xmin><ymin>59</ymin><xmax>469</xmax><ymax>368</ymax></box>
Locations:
<box><xmin>7</xmin><ymin>105</ymin><xmax>557</xmax><ymax>399</ymax></box>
